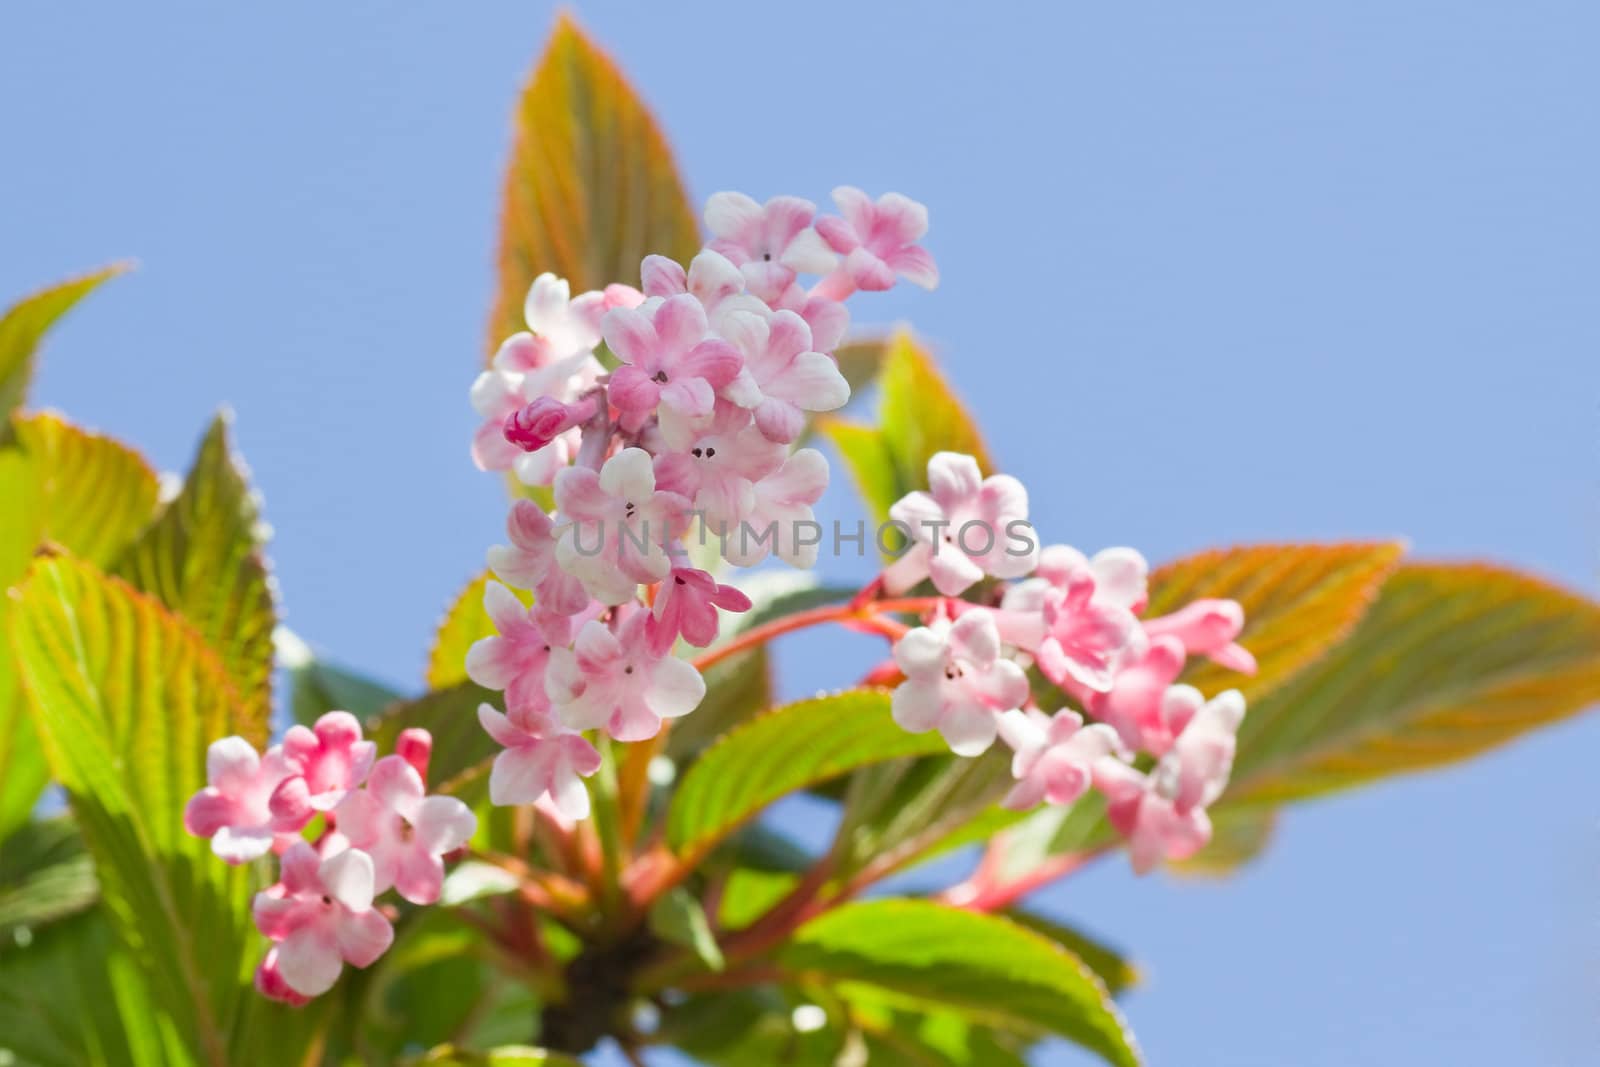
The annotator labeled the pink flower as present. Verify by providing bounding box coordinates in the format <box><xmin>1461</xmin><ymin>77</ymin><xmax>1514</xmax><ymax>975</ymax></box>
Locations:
<box><xmin>254</xmin><ymin>947</ymin><xmax>310</xmax><ymax>1006</ymax></box>
<box><xmin>503</xmin><ymin>394</ymin><xmax>600</xmax><ymax>455</ymax></box>
<box><xmin>721</xmin><ymin>307</ymin><xmax>851</xmax><ymax>442</ymax></box>
<box><xmin>1081</xmin><ymin>635</ymin><xmax>1188</xmax><ymax>753</ymax></box>
<box><xmin>333</xmin><ymin>756</ymin><xmax>477</xmax><ymax>905</ymax></box>
<box><xmin>770</xmin><ymin>284</ymin><xmax>850</xmax><ymax>354</ymax></box>
<box><xmin>886</xmin><ymin>452</ymin><xmax>1040</xmax><ymax>596</ymax></box>
<box><xmin>1034</xmin><ymin>570</ymin><xmax>1139</xmax><ymax>694</ymax></box>
<box><xmin>720</xmin><ymin>448</ymin><xmax>830</xmax><ymax>568</ymax></box>
<box><xmin>1035</xmin><ymin>545</ymin><xmax>1149</xmax><ymax>614</ymax></box>
<box><xmin>890</xmin><ymin>610</ymin><xmax>1029</xmax><ymax>756</ymax></box>
<box><xmin>469</xmin><ymin>367</ymin><xmax>529</xmax><ymax>474</ymax></box>
<box><xmin>651</xmin><ymin>401</ymin><xmax>787</xmax><ymax>530</ymax></box>
<box><xmin>394</xmin><ymin>728</ymin><xmax>432</xmax><ymax>783</ymax></box>
<box><xmin>183</xmin><ymin>737</ymin><xmax>300</xmax><ymax>863</ymax></box>
<box><xmin>1142</xmin><ymin>599</ymin><xmax>1257</xmax><ymax>675</ymax></box>
<box><xmin>640</xmin><ymin>250</ymin><xmax>748</xmax><ymax>323</ymax></box>
<box><xmin>485</xmin><ymin>499</ymin><xmax>590</xmax><ymax>616</ymax></box>
<box><xmin>477</xmin><ymin>703</ymin><xmax>602</xmax><ymax>819</ymax></box>
<box><xmin>553</xmin><ymin>448</ymin><xmax>691</xmax><ymax>604</ymax></box>
<box><xmin>1094</xmin><ymin>689</ymin><xmax>1247</xmax><ymax>874</ymax></box>
<box><xmin>814</xmin><ymin>187</ymin><xmax>938</xmax><ymax>298</ymax></box>
<box><xmin>603</xmin><ymin>294</ymin><xmax>744</xmax><ymax>424</ymax></box>
<box><xmin>703</xmin><ymin>192</ymin><xmax>838</xmax><ymax>302</ymax></box>
<box><xmin>545</xmin><ymin>610</ymin><xmax>706</xmax><ymax>742</ymax></box>
<box><xmin>465</xmin><ymin>581</ymin><xmax>577</xmax><ymax>720</ymax></box>
<box><xmin>252</xmin><ymin>842</ymin><xmax>394</xmax><ymax>997</ymax></box>
<box><xmin>510</xmin><ymin>273</ymin><xmax>603</xmax><ymax>365</ymax></box>
<box><xmin>996</xmin><ymin>708</ymin><xmax>1126</xmax><ymax>810</ymax></box>
<box><xmin>268</xmin><ymin>712</ymin><xmax>377</xmax><ymax>829</ymax></box>
<box><xmin>647</xmin><ymin>565</ymin><xmax>752</xmax><ymax>655</ymax></box>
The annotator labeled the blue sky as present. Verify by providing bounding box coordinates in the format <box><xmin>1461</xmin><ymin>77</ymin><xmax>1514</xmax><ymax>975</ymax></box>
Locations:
<box><xmin>4</xmin><ymin>3</ymin><xmax>1597</xmax><ymax>1064</ymax></box>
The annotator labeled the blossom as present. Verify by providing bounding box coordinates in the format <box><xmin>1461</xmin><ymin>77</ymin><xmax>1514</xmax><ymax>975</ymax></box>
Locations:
<box><xmin>1081</xmin><ymin>634</ymin><xmax>1188</xmax><ymax>752</ymax></box>
<box><xmin>1095</xmin><ymin>689</ymin><xmax>1247</xmax><ymax>874</ymax></box>
<box><xmin>887</xmin><ymin>451</ymin><xmax>1040</xmax><ymax>596</ymax></box>
<box><xmin>890</xmin><ymin>610</ymin><xmax>1029</xmax><ymax>756</ymax></box>
<box><xmin>545</xmin><ymin>609</ymin><xmax>706</xmax><ymax>742</ymax></box>
<box><xmin>814</xmin><ymin>187</ymin><xmax>938</xmax><ymax>297</ymax></box>
<box><xmin>394</xmin><ymin>728</ymin><xmax>432</xmax><ymax>783</ymax></box>
<box><xmin>254</xmin><ymin>947</ymin><xmax>310</xmax><ymax>1006</ymax></box>
<box><xmin>647</xmin><ymin>565</ymin><xmax>752</xmax><ymax>655</ymax></box>
<box><xmin>333</xmin><ymin>755</ymin><xmax>477</xmax><ymax>905</ymax></box>
<box><xmin>183</xmin><ymin>737</ymin><xmax>300</xmax><ymax>863</ymax></box>
<box><xmin>485</xmin><ymin>498</ymin><xmax>590</xmax><ymax>615</ymax></box>
<box><xmin>252</xmin><ymin>842</ymin><xmax>394</xmax><ymax>997</ymax></box>
<box><xmin>651</xmin><ymin>401</ymin><xmax>787</xmax><ymax>530</ymax></box>
<box><xmin>1034</xmin><ymin>545</ymin><xmax>1149</xmax><ymax>614</ymax></box>
<box><xmin>770</xmin><ymin>284</ymin><xmax>850</xmax><ymax>354</ymax></box>
<box><xmin>721</xmin><ymin>448</ymin><xmax>830</xmax><ymax>568</ymax></box>
<box><xmin>603</xmin><ymin>294</ymin><xmax>744</xmax><ymax>424</ymax></box>
<box><xmin>996</xmin><ymin>708</ymin><xmax>1126</xmax><ymax>810</ymax></box>
<box><xmin>1032</xmin><ymin>568</ymin><xmax>1139</xmax><ymax>694</ymax></box>
<box><xmin>553</xmin><ymin>447</ymin><xmax>691</xmax><ymax>604</ymax></box>
<box><xmin>268</xmin><ymin>711</ymin><xmax>377</xmax><ymax>828</ymax></box>
<box><xmin>721</xmin><ymin>307</ymin><xmax>851</xmax><ymax>442</ymax></box>
<box><xmin>465</xmin><ymin>580</ymin><xmax>582</xmax><ymax>719</ymax></box>
<box><xmin>640</xmin><ymin>249</ymin><xmax>748</xmax><ymax>323</ymax></box>
<box><xmin>1143</xmin><ymin>599</ymin><xmax>1257</xmax><ymax>674</ymax></box>
<box><xmin>477</xmin><ymin>703</ymin><xmax>602</xmax><ymax>819</ymax></box>
<box><xmin>703</xmin><ymin>192</ymin><xmax>837</xmax><ymax>301</ymax></box>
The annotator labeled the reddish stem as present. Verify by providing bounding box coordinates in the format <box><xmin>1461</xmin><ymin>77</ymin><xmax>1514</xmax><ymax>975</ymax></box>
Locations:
<box><xmin>691</xmin><ymin>596</ymin><xmax>945</xmax><ymax>673</ymax></box>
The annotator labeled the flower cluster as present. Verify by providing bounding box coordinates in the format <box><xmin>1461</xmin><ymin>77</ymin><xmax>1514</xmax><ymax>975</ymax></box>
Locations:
<box><xmin>467</xmin><ymin>189</ymin><xmax>937</xmax><ymax>811</ymax></box>
<box><xmin>184</xmin><ymin>715</ymin><xmax>476</xmax><ymax>1000</ymax></box>
<box><xmin>883</xmin><ymin>452</ymin><xmax>1256</xmax><ymax>873</ymax></box>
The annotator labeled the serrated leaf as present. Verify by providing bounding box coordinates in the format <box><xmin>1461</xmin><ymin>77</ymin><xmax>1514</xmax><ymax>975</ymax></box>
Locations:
<box><xmin>488</xmin><ymin>13</ymin><xmax>699</xmax><ymax>358</ymax></box>
<box><xmin>8</xmin><ymin>556</ymin><xmax>258</xmax><ymax>1066</ymax></box>
<box><xmin>778</xmin><ymin>900</ymin><xmax>1140</xmax><ymax>1067</ymax></box>
<box><xmin>1226</xmin><ymin>562</ymin><xmax>1600</xmax><ymax>806</ymax></box>
<box><xmin>998</xmin><ymin>910</ymin><xmax>1139</xmax><ymax>997</ymax></box>
<box><xmin>367</xmin><ymin>681</ymin><xmax>500</xmax><ymax>802</ymax></box>
<box><xmin>0</xmin><ymin>815</ymin><xmax>98</xmax><ymax>940</ymax></box>
<box><xmin>666</xmin><ymin>690</ymin><xmax>951</xmax><ymax>863</ymax></box>
<box><xmin>113</xmin><ymin>414</ymin><xmax>276</xmax><ymax>733</ymax></box>
<box><xmin>0</xmin><ymin>414</ymin><xmax>162</xmax><ymax>839</ymax></box>
<box><xmin>1146</xmin><ymin>541</ymin><xmax>1405</xmax><ymax>701</ymax></box>
<box><xmin>427</xmin><ymin>572</ymin><xmax>532</xmax><ymax>690</ymax></box>
<box><xmin>0</xmin><ymin>263</ymin><xmax>126</xmax><ymax>424</ymax></box>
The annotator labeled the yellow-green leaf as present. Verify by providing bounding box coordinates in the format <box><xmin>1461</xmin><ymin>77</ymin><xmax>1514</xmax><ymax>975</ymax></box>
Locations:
<box><xmin>9</xmin><ymin>556</ymin><xmax>258</xmax><ymax>1066</ymax></box>
<box><xmin>1228</xmin><ymin>562</ymin><xmax>1600</xmax><ymax>805</ymax></box>
<box><xmin>1146</xmin><ymin>541</ymin><xmax>1405</xmax><ymax>701</ymax></box>
<box><xmin>488</xmin><ymin>13</ymin><xmax>699</xmax><ymax>358</ymax></box>
<box><xmin>666</xmin><ymin>690</ymin><xmax>950</xmax><ymax>863</ymax></box>
<box><xmin>10</xmin><ymin>412</ymin><xmax>160</xmax><ymax>566</ymax></box>
<box><xmin>113</xmin><ymin>414</ymin><xmax>276</xmax><ymax>735</ymax></box>
<box><xmin>779</xmin><ymin>900</ymin><xmax>1141</xmax><ymax>1067</ymax></box>
<box><xmin>0</xmin><ymin>263</ymin><xmax>127</xmax><ymax>423</ymax></box>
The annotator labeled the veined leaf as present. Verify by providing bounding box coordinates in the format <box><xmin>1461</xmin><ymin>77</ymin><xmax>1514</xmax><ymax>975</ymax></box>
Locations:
<box><xmin>778</xmin><ymin>900</ymin><xmax>1140</xmax><ymax>1067</ymax></box>
<box><xmin>1146</xmin><ymin>541</ymin><xmax>1405</xmax><ymax>701</ymax></box>
<box><xmin>0</xmin><ymin>414</ymin><xmax>160</xmax><ymax>841</ymax></box>
<box><xmin>0</xmin><ymin>263</ymin><xmax>127</xmax><ymax>425</ymax></box>
<box><xmin>666</xmin><ymin>690</ymin><xmax>950</xmax><ymax>863</ymax></box>
<box><xmin>9</xmin><ymin>556</ymin><xmax>257</xmax><ymax>1067</ymax></box>
<box><xmin>427</xmin><ymin>572</ymin><xmax>530</xmax><ymax>690</ymax></box>
<box><xmin>998</xmin><ymin>910</ymin><xmax>1139</xmax><ymax>997</ymax></box>
<box><xmin>1227</xmin><ymin>562</ymin><xmax>1600</xmax><ymax>806</ymax></box>
<box><xmin>113</xmin><ymin>413</ymin><xmax>276</xmax><ymax>734</ymax></box>
<box><xmin>489</xmin><ymin>13</ymin><xmax>699</xmax><ymax>357</ymax></box>
<box><xmin>819</xmin><ymin>416</ymin><xmax>901</xmax><ymax>526</ymax></box>
<box><xmin>0</xmin><ymin>815</ymin><xmax>98</xmax><ymax>939</ymax></box>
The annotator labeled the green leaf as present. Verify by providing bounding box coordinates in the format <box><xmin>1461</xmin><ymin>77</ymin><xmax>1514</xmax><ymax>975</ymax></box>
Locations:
<box><xmin>0</xmin><ymin>263</ymin><xmax>127</xmax><ymax>424</ymax></box>
<box><xmin>821</xmin><ymin>331</ymin><xmax>993</xmax><ymax>529</ymax></box>
<box><xmin>113</xmin><ymin>413</ymin><xmax>276</xmax><ymax>734</ymax></box>
<box><xmin>367</xmin><ymin>682</ymin><xmax>500</xmax><ymax>802</ymax></box>
<box><xmin>9</xmin><ymin>556</ymin><xmax>258</xmax><ymax>1067</ymax></box>
<box><xmin>649</xmin><ymin>885</ymin><xmax>725</xmax><ymax>971</ymax></box>
<box><xmin>278</xmin><ymin>628</ymin><xmax>407</xmax><ymax>727</ymax></box>
<box><xmin>778</xmin><ymin>900</ymin><xmax>1140</xmax><ymax>1067</ymax></box>
<box><xmin>998</xmin><ymin>910</ymin><xmax>1139</xmax><ymax>997</ymax></box>
<box><xmin>1226</xmin><ymin>562</ymin><xmax>1600</xmax><ymax>806</ymax></box>
<box><xmin>0</xmin><ymin>815</ymin><xmax>98</xmax><ymax>940</ymax></box>
<box><xmin>0</xmin><ymin>414</ymin><xmax>161</xmax><ymax>839</ymax></box>
<box><xmin>488</xmin><ymin>13</ymin><xmax>699</xmax><ymax>358</ymax></box>
<box><xmin>427</xmin><ymin>572</ymin><xmax>531</xmax><ymax>690</ymax></box>
<box><xmin>832</xmin><ymin>336</ymin><xmax>892</xmax><ymax>401</ymax></box>
<box><xmin>1146</xmin><ymin>541</ymin><xmax>1405</xmax><ymax>702</ymax></box>
<box><xmin>0</xmin><ymin>908</ymin><xmax>179</xmax><ymax>1067</ymax></box>
<box><xmin>666</xmin><ymin>690</ymin><xmax>950</xmax><ymax>863</ymax></box>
